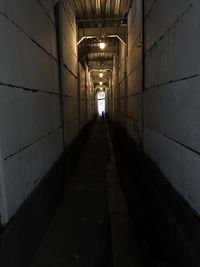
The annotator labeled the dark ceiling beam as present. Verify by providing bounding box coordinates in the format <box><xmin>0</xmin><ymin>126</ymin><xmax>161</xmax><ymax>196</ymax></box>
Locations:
<box><xmin>91</xmin><ymin>77</ymin><xmax>109</xmax><ymax>82</ymax></box>
<box><xmin>78</xmin><ymin>45</ymin><xmax>117</xmax><ymax>63</ymax></box>
<box><xmin>88</xmin><ymin>58</ymin><xmax>113</xmax><ymax>62</ymax></box>
<box><xmin>78</xmin><ymin>46</ymin><xmax>117</xmax><ymax>64</ymax></box>
<box><xmin>90</xmin><ymin>69</ymin><xmax>113</xmax><ymax>73</ymax></box>
<box><xmin>78</xmin><ymin>26</ymin><xmax>127</xmax><ymax>45</ymax></box>
<box><xmin>94</xmin><ymin>82</ymin><xmax>109</xmax><ymax>87</ymax></box>
<box><xmin>91</xmin><ymin>74</ymin><xmax>110</xmax><ymax>79</ymax></box>
<box><xmin>78</xmin><ymin>17</ymin><xmax>126</xmax><ymax>23</ymax></box>
<box><xmin>88</xmin><ymin>64</ymin><xmax>113</xmax><ymax>71</ymax></box>
<box><xmin>78</xmin><ymin>18</ymin><xmax>124</xmax><ymax>23</ymax></box>
<box><xmin>80</xmin><ymin>45</ymin><xmax>118</xmax><ymax>54</ymax></box>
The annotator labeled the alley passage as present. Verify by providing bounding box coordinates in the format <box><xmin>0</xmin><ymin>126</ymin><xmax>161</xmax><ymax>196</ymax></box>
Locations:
<box><xmin>31</xmin><ymin>119</ymin><xmax>144</xmax><ymax>267</ymax></box>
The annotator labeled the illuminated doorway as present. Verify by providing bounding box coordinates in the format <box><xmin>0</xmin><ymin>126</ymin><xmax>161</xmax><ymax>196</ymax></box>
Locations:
<box><xmin>97</xmin><ymin>91</ymin><xmax>105</xmax><ymax>116</ymax></box>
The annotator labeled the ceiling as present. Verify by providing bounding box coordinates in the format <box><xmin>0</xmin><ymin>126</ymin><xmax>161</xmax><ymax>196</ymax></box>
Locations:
<box><xmin>72</xmin><ymin>0</ymin><xmax>131</xmax><ymax>90</ymax></box>
<box><xmin>70</xmin><ymin>0</ymin><xmax>132</xmax><ymax>21</ymax></box>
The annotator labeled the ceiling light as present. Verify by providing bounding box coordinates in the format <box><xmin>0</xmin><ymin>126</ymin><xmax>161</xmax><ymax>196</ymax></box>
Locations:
<box><xmin>100</xmin><ymin>87</ymin><xmax>103</xmax><ymax>91</ymax></box>
<box><xmin>99</xmin><ymin>73</ymin><xmax>103</xmax><ymax>78</ymax></box>
<box><xmin>99</xmin><ymin>81</ymin><xmax>103</xmax><ymax>86</ymax></box>
<box><xmin>99</xmin><ymin>41</ymin><xmax>106</xmax><ymax>50</ymax></box>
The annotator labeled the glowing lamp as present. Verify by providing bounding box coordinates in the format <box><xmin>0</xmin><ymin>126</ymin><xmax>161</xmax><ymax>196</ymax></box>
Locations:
<box><xmin>99</xmin><ymin>41</ymin><xmax>106</xmax><ymax>50</ymax></box>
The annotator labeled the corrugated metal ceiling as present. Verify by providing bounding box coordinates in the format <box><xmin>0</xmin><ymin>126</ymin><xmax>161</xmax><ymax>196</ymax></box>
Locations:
<box><xmin>73</xmin><ymin>0</ymin><xmax>130</xmax><ymax>85</ymax></box>
<box><xmin>70</xmin><ymin>0</ymin><xmax>132</xmax><ymax>20</ymax></box>
<box><xmin>78</xmin><ymin>37</ymin><xmax>118</xmax><ymax>63</ymax></box>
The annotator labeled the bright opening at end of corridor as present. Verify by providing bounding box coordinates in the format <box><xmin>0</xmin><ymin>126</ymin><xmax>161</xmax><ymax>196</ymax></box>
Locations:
<box><xmin>97</xmin><ymin>91</ymin><xmax>105</xmax><ymax>116</ymax></box>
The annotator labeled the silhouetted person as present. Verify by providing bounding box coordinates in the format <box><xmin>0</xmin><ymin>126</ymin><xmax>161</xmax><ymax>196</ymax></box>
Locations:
<box><xmin>102</xmin><ymin>111</ymin><xmax>104</xmax><ymax>119</ymax></box>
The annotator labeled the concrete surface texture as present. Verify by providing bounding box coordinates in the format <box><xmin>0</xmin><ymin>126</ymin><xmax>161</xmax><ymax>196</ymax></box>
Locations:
<box><xmin>31</xmin><ymin>120</ymin><xmax>144</xmax><ymax>267</ymax></box>
<box><xmin>60</xmin><ymin>1</ymin><xmax>79</xmax><ymax>147</ymax></box>
<box><xmin>111</xmin><ymin>0</ymin><xmax>200</xmax><ymax>214</ymax></box>
<box><xmin>0</xmin><ymin>0</ymin><xmax>62</xmax><ymax>224</ymax></box>
<box><xmin>143</xmin><ymin>0</ymin><xmax>200</xmax><ymax>214</ymax></box>
<box><xmin>30</xmin><ymin>120</ymin><xmax>172</xmax><ymax>267</ymax></box>
<box><xmin>31</xmin><ymin>121</ymin><xmax>111</xmax><ymax>267</ymax></box>
<box><xmin>0</xmin><ymin>2</ymin><xmax>199</xmax><ymax>265</ymax></box>
<box><xmin>0</xmin><ymin>0</ymin><xmax>96</xmax><ymax>225</ymax></box>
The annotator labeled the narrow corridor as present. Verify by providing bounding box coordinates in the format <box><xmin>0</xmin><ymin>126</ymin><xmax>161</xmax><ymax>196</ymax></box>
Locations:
<box><xmin>0</xmin><ymin>1</ymin><xmax>200</xmax><ymax>267</ymax></box>
<box><xmin>31</xmin><ymin>120</ymin><xmax>111</xmax><ymax>267</ymax></box>
<box><xmin>31</xmin><ymin>119</ymin><xmax>146</xmax><ymax>267</ymax></box>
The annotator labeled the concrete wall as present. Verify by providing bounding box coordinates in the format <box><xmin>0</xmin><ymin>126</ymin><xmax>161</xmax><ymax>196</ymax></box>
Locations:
<box><xmin>111</xmin><ymin>0</ymin><xmax>200</xmax><ymax>215</ymax></box>
<box><xmin>79</xmin><ymin>62</ymin><xmax>96</xmax><ymax>129</ymax></box>
<box><xmin>114</xmin><ymin>0</ymin><xmax>143</xmax><ymax>142</ymax></box>
<box><xmin>143</xmin><ymin>0</ymin><xmax>200</xmax><ymax>214</ymax></box>
<box><xmin>112</xmin><ymin>43</ymin><xmax>127</xmax><ymax>126</ymax></box>
<box><xmin>127</xmin><ymin>0</ymin><xmax>143</xmax><ymax>145</ymax></box>
<box><xmin>79</xmin><ymin>63</ymin><xmax>87</xmax><ymax>129</ymax></box>
<box><xmin>113</xmin><ymin>55</ymin><xmax>119</xmax><ymax>121</ymax></box>
<box><xmin>107</xmin><ymin>77</ymin><xmax>113</xmax><ymax>118</ymax></box>
<box><xmin>60</xmin><ymin>1</ymin><xmax>79</xmax><ymax>147</ymax></box>
<box><xmin>0</xmin><ymin>0</ymin><xmax>62</xmax><ymax>224</ymax></box>
<box><xmin>86</xmin><ymin>67</ymin><xmax>96</xmax><ymax>121</ymax></box>
<box><xmin>118</xmin><ymin>41</ymin><xmax>127</xmax><ymax>129</ymax></box>
<box><xmin>0</xmin><ymin>0</ymin><xmax>97</xmax><ymax>228</ymax></box>
<box><xmin>0</xmin><ymin>0</ymin><xmax>97</xmax><ymax>226</ymax></box>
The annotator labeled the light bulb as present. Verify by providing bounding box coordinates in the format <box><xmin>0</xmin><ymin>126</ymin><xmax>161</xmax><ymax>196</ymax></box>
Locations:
<box><xmin>99</xmin><ymin>81</ymin><xmax>103</xmax><ymax>86</ymax></box>
<box><xmin>99</xmin><ymin>73</ymin><xmax>103</xmax><ymax>78</ymax></box>
<box><xmin>99</xmin><ymin>41</ymin><xmax>106</xmax><ymax>50</ymax></box>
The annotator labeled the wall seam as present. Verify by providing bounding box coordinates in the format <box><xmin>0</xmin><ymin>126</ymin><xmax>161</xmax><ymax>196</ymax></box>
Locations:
<box><xmin>0</xmin><ymin>81</ymin><xmax>59</xmax><ymax>96</ymax></box>
<box><xmin>35</xmin><ymin>0</ymin><xmax>55</xmax><ymax>25</ymax></box>
<box><xmin>144</xmin><ymin>125</ymin><xmax>200</xmax><ymax>156</ymax></box>
<box><xmin>0</xmin><ymin>10</ymin><xmax>57</xmax><ymax>62</ymax></box>
<box><xmin>4</xmin><ymin>127</ymin><xmax>62</xmax><ymax>161</ymax></box>
<box><xmin>145</xmin><ymin>74</ymin><xmax>199</xmax><ymax>91</ymax></box>
<box><xmin>145</xmin><ymin>3</ymin><xmax>193</xmax><ymax>54</ymax></box>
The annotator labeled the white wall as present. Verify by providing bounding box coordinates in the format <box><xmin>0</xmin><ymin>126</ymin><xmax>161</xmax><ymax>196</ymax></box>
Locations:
<box><xmin>0</xmin><ymin>0</ymin><xmax>98</xmax><ymax>225</ymax></box>
<box><xmin>0</xmin><ymin>0</ymin><xmax>62</xmax><ymax>224</ymax></box>
<box><xmin>60</xmin><ymin>0</ymin><xmax>79</xmax><ymax>147</ymax></box>
<box><xmin>78</xmin><ymin>61</ymin><xmax>96</xmax><ymax>129</ymax></box>
<box><xmin>79</xmin><ymin>63</ymin><xmax>87</xmax><ymax>129</ymax></box>
<box><xmin>113</xmin><ymin>0</ymin><xmax>143</xmax><ymax>143</ymax></box>
<box><xmin>118</xmin><ymin>41</ymin><xmax>127</xmax><ymax>129</ymax></box>
<box><xmin>111</xmin><ymin>0</ymin><xmax>200</xmax><ymax>215</ymax></box>
<box><xmin>113</xmin><ymin>55</ymin><xmax>119</xmax><ymax>122</ymax></box>
<box><xmin>60</xmin><ymin>1</ymin><xmax>96</xmax><ymax>145</ymax></box>
<box><xmin>144</xmin><ymin>0</ymin><xmax>200</xmax><ymax>213</ymax></box>
<box><xmin>85</xmin><ymin>65</ymin><xmax>96</xmax><ymax>121</ymax></box>
<box><xmin>127</xmin><ymin>0</ymin><xmax>143</xmax><ymax>144</ymax></box>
